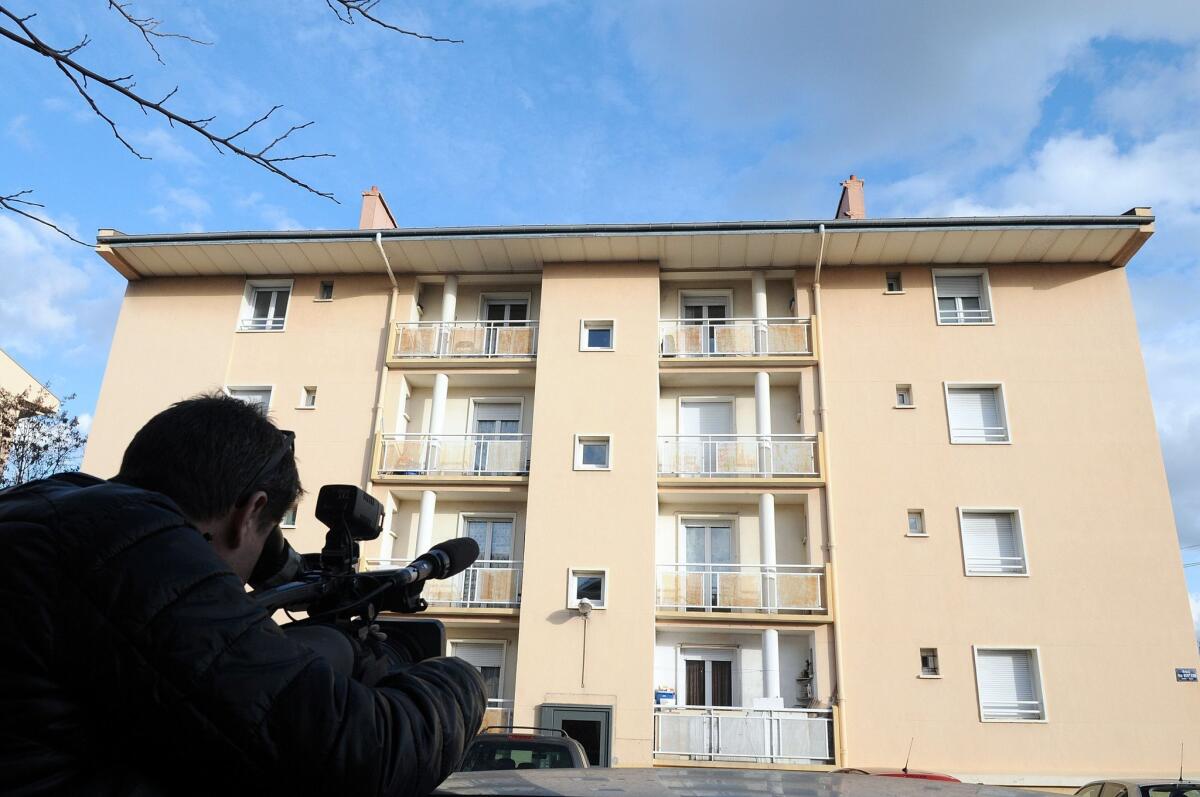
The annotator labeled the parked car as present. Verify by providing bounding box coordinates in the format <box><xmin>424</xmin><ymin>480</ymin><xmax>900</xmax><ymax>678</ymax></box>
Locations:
<box><xmin>1076</xmin><ymin>781</ymin><xmax>1200</xmax><ymax>797</ymax></box>
<box><xmin>835</xmin><ymin>768</ymin><xmax>961</xmax><ymax>782</ymax></box>
<box><xmin>458</xmin><ymin>726</ymin><xmax>590</xmax><ymax>772</ymax></box>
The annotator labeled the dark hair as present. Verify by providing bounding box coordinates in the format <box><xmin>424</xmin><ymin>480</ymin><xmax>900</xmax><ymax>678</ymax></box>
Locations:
<box><xmin>116</xmin><ymin>393</ymin><xmax>302</xmax><ymax>526</ymax></box>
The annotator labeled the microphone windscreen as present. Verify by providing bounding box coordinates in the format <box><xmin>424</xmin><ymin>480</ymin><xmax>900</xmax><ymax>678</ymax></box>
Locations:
<box><xmin>431</xmin><ymin>537</ymin><xmax>480</xmax><ymax>578</ymax></box>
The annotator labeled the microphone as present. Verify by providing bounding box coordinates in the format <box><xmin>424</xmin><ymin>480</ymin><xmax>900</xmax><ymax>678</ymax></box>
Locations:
<box><xmin>396</xmin><ymin>538</ymin><xmax>480</xmax><ymax>586</ymax></box>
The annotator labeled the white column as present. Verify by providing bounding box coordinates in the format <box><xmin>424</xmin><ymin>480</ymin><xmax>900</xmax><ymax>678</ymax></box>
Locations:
<box><xmin>442</xmin><ymin>275</ymin><xmax>458</xmax><ymax>323</ymax></box>
<box><xmin>378</xmin><ymin>493</ymin><xmax>397</xmax><ymax>563</ymax></box>
<box><xmin>759</xmin><ymin>492</ymin><xmax>777</xmax><ymax>565</ymax></box>
<box><xmin>760</xmin><ymin>492</ymin><xmax>782</xmax><ymax>703</ymax></box>
<box><xmin>762</xmin><ymin>628</ymin><xmax>782</xmax><ymax>702</ymax></box>
<box><xmin>427</xmin><ymin>372</ymin><xmax>449</xmax><ymax>472</ymax></box>
<box><xmin>415</xmin><ymin>489</ymin><xmax>437</xmax><ymax>555</ymax></box>
<box><xmin>755</xmin><ymin>371</ymin><xmax>772</xmax><ymax>474</ymax></box>
<box><xmin>751</xmin><ymin>270</ymin><xmax>768</xmax><ymax>354</ymax></box>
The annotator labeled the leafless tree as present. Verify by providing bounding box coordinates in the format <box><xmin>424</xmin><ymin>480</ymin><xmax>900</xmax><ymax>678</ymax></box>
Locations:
<box><xmin>0</xmin><ymin>387</ymin><xmax>87</xmax><ymax>488</ymax></box>
<box><xmin>0</xmin><ymin>1</ymin><xmax>460</xmax><ymax>243</ymax></box>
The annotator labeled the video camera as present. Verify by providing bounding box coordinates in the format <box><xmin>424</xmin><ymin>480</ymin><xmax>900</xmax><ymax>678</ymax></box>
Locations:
<box><xmin>247</xmin><ymin>484</ymin><xmax>479</xmax><ymax>675</ymax></box>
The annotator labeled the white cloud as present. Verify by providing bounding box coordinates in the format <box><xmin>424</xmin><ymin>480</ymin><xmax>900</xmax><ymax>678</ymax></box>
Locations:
<box><xmin>148</xmin><ymin>187</ymin><xmax>212</xmax><ymax>232</ymax></box>
<box><xmin>130</xmin><ymin>128</ymin><xmax>201</xmax><ymax>166</ymax></box>
<box><xmin>6</xmin><ymin>114</ymin><xmax>34</xmax><ymax>150</ymax></box>
<box><xmin>235</xmin><ymin>192</ymin><xmax>303</xmax><ymax>231</ymax></box>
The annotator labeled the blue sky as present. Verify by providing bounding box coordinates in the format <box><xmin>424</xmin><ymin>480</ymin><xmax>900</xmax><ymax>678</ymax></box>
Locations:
<box><xmin>1</xmin><ymin>1</ymin><xmax>1198</xmax><ymax>631</ymax></box>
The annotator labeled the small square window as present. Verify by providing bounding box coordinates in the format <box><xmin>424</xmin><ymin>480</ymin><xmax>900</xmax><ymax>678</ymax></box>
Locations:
<box><xmin>896</xmin><ymin>384</ymin><xmax>914</xmax><ymax>407</ymax></box>
<box><xmin>300</xmin><ymin>386</ymin><xmax>317</xmax><ymax>408</ymax></box>
<box><xmin>886</xmin><ymin>272</ymin><xmax>903</xmax><ymax>293</ymax></box>
<box><xmin>318</xmin><ymin>281</ymin><xmax>334</xmax><ymax>301</ymax></box>
<box><xmin>580</xmin><ymin>320</ymin><xmax>615</xmax><ymax>351</ymax></box>
<box><xmin>920</xmin><ymin>648</ymin><xmax>940</xmax><ymax>677</ymax></box>
<box><xmin>907</xmin><ymin>510</ymin><xmax>926</xmax><ymax>536</ymax></box>
<box><xmin>281</xmin><ymin>506</ymin><xmax>298</xmax><ymax>528</ymax></box>
<box><xmin>574</xmin><ymin>435</ymin><xmax>611</xmax><ymax>470</ymax></box>
<box><xmin>567</xmin><ymin>569</ymin><xmax>606</xmax><ymax>609</ymax></box>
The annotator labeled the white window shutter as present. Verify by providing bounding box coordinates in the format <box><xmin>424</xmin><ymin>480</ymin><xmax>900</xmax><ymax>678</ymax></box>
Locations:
<box><xmin>680</xmin><ymin>401</ymin><xmax>733</xmax><ymax>435</ymax></box>
<box><xmin>473</xmin><ymin>403</ymin><xmax>521</xmax><ymax>423</ymax></box>
<box><xmin>452</xmin><ymin>642</ymin><xmax>505</xmax><ymax>669</ymax></box>
<box><xmin>947</xmin><ymin>387</ymin><xmax>1005</xmax><ymax>442</ymax></box>
<box><xmin>961</xmin><ymin>512</ymin><xmax>1025</xmax><ymax>574</ymax></box>
<box><xmin>935</xmin><ymin>275</ymin><xmax>982</xmax><ymax>298</ymax></box>
<box><xmin>976</xmin><ymin>649</ymin><xmax>1042</xmax><ymax>720</ymax></box>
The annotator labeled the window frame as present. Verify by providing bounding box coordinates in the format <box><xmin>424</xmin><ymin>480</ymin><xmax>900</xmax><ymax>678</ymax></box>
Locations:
<box><xmin>224</xmin><ymin>385</ymin><xmax>274</xmax><ymax>413</ymax></box>
<box><xmin>579</xmin><ymin>319</ymin><xmax>616</xmax><ymax>352</ymax></box>
<box><xmin>972</xmin><ymin>645</ymin><xmax>1048</xmax><ymax>723</ymax></box>
<box><xmin>449</xmin><ymin>638</ymin><xmax>509</xmax><ymax>700</ymax></box>
<box><xmin>906</xmin><ymin>509</ymin><xmax>927</xmax><ymax>538</ymax></box>
<box><xmin>573</xmin><ymin>434</ymin><xmax>612</xmax><ymax>471</ymax></box>
<box><xmin>280</xmin><ymin>505</ymin><xmax>298</xmax><ymax>528</ymax></box>
<box><xmin>566</xmin><ymin>568</ymin><xmax>608</xmax><ymax>609</ymax></box>
<box><xmin>238</xmin><ymin>279</ymin><xmax>294</xmax><ymax>333</ymax></box>
<box><xmin>943</xmin><ymin>381</ymin><xmax>1011</xmax><ymax>445</ymax></box>
<box><xmin>316</xmin><ymin>280</ymin><xmax>335</xmax><ymax>302</ymax></box>
<box><xmin>932</xmin><ymin>268</ymin><xmax>995</xmax><ymax>326</ymax></box>
<box><xmin>957</xmin><ymin>506</ymin><xmax>1029</xmax><ymax>577</ymax></box>
<box><xmin>298</xmin><ymin>386</ymin><xmax>318</xmax><ymax>409</ymax></box>
<box><xmin>919</xmin><ymin>647</ymin><xmax>940</xmax><ymax>678</ymax></box>
<box><xmin>895</xmin><ymin>384</ymin><xmax>915</xmax><ymax>409</ymax></box>
<box><xmin>884</xmin><ymin>271</ymin><xmax>904</xmax><ymax>294</ymax></box>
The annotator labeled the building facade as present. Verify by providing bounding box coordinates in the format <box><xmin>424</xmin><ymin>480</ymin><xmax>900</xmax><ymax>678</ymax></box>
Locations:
<box><xmin>83</xmin><ymin>185</ymin><xmax>1199</xmax><ymax>786</ymax></box>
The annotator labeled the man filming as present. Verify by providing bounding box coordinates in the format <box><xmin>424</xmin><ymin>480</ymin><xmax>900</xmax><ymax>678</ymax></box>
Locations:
<box><xmin>0</xmin><ymin>394</ymin><xmax>486</xmax><ymax>795</ymax></box>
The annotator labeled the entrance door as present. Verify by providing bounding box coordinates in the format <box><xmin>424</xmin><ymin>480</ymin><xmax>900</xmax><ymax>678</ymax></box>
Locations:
<box><xmin>540</xmin><ymin>705</ymin><xmax>611</xmax><ymax>767</ymax></box>
<box><xmin>472</xmin><ymin>402</ymin><xmax>521</xmax><ymax>473</ymax></box>
<box><xmin>681</xmin><ymin>294</ymin><xmax>730</xmax><ymax>354</ymax></box>
<box><xmin>483</xmin><ymin>296</ymin><xmax>529</xmax><ymax>354</ymax></box>
<box><xmin>679</xmin><ymin>400</ymin><xmax>733</xmax><ymax>475</ymax></box>
<box><xmin>462</xmin><ymin>516</ymin><xmax>514</xmax><ymax>604</ymax></box>
<box><xmin>683</xmin><ymin>520</ymin><xmax>735</xmax><ymax>609</ymax></box>
<box><xmin>682</xmin><ymin>651</ymin><xmax>735</xmax><ymax>706</ymax></box>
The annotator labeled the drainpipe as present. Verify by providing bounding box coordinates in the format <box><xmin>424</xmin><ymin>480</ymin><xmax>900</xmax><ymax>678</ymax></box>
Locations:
<box><xmin>813</xmin><ymin>223</ymin><xmax>849</xmax><ymax>763</ymax></box>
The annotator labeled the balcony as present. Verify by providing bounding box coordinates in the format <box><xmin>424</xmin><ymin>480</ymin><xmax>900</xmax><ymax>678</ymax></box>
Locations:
<box><xmin>659</xmin><ymin>318</ymin><xmax>812</xmax><ymax>359</ymax></box>
<box><xmin>421</xmin><ymin>561</ymin><xmax>523</xmax><ymax>609</ymax></box>
<box><xmin>391</xmin><ymin>320</ymin><xmax>538</xmax><ymax>362</ymax></box>
<box><xmin>376</xmin><ymin>433</ymin><xmax>531</xmax><ymax>479</ymax></box>
<box><xmin>653</xmin><ymin>705</ymin><xmax>835</xmax><ymax>765</ymax></box>
<box><xmin>655</xmin><ymin>563</ymin><xmax>827</xmax><ymax>618</ymax></box>
<box><xmin>483</xmin><ymin>698</ymin><xmax>514</xmax><ymax>729</ymax></box>
<box><xmin>658</xmin><ymin>434</ymin><xmax>821</xmax><ymax>481</ymax></box>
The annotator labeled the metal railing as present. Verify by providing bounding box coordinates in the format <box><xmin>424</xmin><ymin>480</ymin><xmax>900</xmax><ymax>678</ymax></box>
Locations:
<box><xmin>658</xmin><ymin>434</ymin><xmax>819</xmax><ymax>478</ymax></box>
<box><xmin>964</xmin><ymin>555</ymin><xmax>1027</xmax><ymax>575</ymax></box>
<box><xmin>483</xmin><ymin>699</ymin><xmax>515</xmax><ymax>729</ymax></box>
<box><xmin>393</xmin><ymin>320</ymin><xmax>539</xmax><ymax>359</ymax></box>
<box><xmin>949</xmin><ymin>425</ymin><xmax>1009</xmax><ymax>443</ymax></box>
<box><xmin>653</xmin><ymin>705</ymin><xmax>834</xmax><ymax>764</ymax></box>
<box><xmin>980</xmin><ymin>699</ymin><xmax>1043</xmax><ymax>721</ymax></box>
<box><xmin>377</xmin><ymin>433</ymin><xmax>531</xmax><ymax>476</ymax></box>
<box><xmin>938</xmin><ymin>308</ymin><xmax>993</xmax><ymax>324</ymax></box>
<box><xmin>659</xmin><ymin>317</ymin><xmax>812</xmax><ymax>357</ymax></box>
<box><xmin>237</xmin><ymin>316</ymin><xmax>285</xmax><ymax>331</ymax></box>
<box><xmin>655</xmin><ymin>563</ymin><xmax>826</xmax><ymax>614</ymax></box>
<box><xmin>367</xmin><ymin>560</ymin><xmax>522</xmax><ymax>607</ymax></box>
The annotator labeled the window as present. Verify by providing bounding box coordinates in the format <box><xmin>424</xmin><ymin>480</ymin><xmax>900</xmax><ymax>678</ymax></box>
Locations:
<box><xmin>933</xmin><ymin>270</ymin><xmax>993</xmax><ymax>324</ymax></box>
<box><xmin>451</xmin><ymin>641</ymin><xmax>505</xmax><ymax>699</ymax></box>
<box><xmin>226</xmin><ymin>386</ymin><xmax>272</xmax><ymax>414</ymax></box>
<box><xmin>945</xmin><ymin>384</ymin><xmax>1009</xmax><ymax>443</ymax></box>
<box><xmin>239</xmin><ymin>280</ymin><xmax>292</xmax><ymax>331</ymax></box>
<box><xmin>567</xmin><ymin>569</ymin><xmax>606</xmax><ymax>609</ymax></box>
<box><xmin>895</xmin><ymin>384</ymin><xmax>914</xmax><ymax>408</ymax></box>
<box><xmin>920</xmin><ymin>648</ymin><xmax>940</xmax><ymax>677</ymax></box>
<box><xmin>974</xmin><ymin>648</ymin><xmax>1045</xmax><ymax>721</ymax></box>
<box><xmin>579</xmin><ymin>320</ymin><xmax>615</xmax><ymax>351</ymax></box>
<box><xmin>907</xmin><ymin>510</ymin><xmax>926</xmax><ymax>537</ymax></box>
<box><xmin>299</xmin><ymin>386</ymin><xmax>318</xmax><ymax>408</ymax></box>
<box><xmin>317</xmin><ymin>281</ymin><xmax>334</xmax><ymax>301</ymax></box>
<box><xmin>885</xmin><ymin>272</ymin><xmax>903</xmax><ymax>293</ymax></box>
<box><xmin>281</xmin><ymin>506</ymin><xmax>297</xmax><ymax>528</ymax></box>
<box><xmin>574</xmin><ymin>435</ymin><xmax>611</xmax><ymax>470</ymax></box>
<box><xmin>960</xmin><ymin>510</ymin><xmax>1027</xmax><ymax>575</ymax></box>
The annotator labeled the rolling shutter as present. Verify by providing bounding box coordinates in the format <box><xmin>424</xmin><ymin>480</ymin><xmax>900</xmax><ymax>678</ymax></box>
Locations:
<box><xmin>947</xmin><ymin>387</ymin><xmax>1004</xmax><ymax>442</ymax></box>
<box><xmin>452</xmin><ymin>641</ymin><xmax>505</xmax><ymax>669</ymax></box>
<box><xmin>680</xmin><ymin>401</ymin><xmax>733</xmax><ymax>436</ymax></box>
<box><xmin>473</xmin><ymin>403</ymin><xmax>521</xmax><ymax>423</ymax></box>
<box><xmin>975</xmin><ymin>649</ymin><xmax>1042</xmax><ymax>720</ymax></box>
<box><xmin>935</xmin><ymin>274</ymin><xmax>982</xmax><ymax>299</ymax></box>
<box><xmin>960</xmin><ymin>512</ymin><xmax>1025</xmax><ymax>574</ymax></box>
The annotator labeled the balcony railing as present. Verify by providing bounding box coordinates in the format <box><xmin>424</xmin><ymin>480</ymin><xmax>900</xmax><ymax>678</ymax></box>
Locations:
<box><xmin>483</xmin><ymin>699</ymin><xmax>515</xmax><ymax>729</ymax></box>
<box><xmin>367</xmin><ymin>560</ymin><xmax>523</xmax><ymax>608</ymax></box>
<box><xmin>949</xmin><ymin>425</ymin><xmax>1010</xmax><ymax>443</ymax></box>
<box><xmin>938</xmin><ymin>308</ymin><xmax>993</xmax><ymax>324</ymax></box>
<box><xmin>393</xmin><ymin>320</ymin><xmax>538</xmax><ymax>359</ymax></box>
<box><xmin>653</xmin><ymin>705</ymin><xmax>834</xmax><ymax>765</ymax></box>
<box><xmin>658</xmin><ymin>434</ymin><xmax>819</xmax><ymax>478</ymax></box>
<box><xmin>378</xmin><ymin>433</ymin><xmax>531</xmax><ymax>476</ymax></box>
<box><xmin>655</xmin><ymin>563</ymin><xmax>826</xmax><ymax>614</ymax></box>
<box><xmin>659</xmin><ymin>318</ymin><xmax>812</xmax><ymax>358</ymax></box>
<box><xmin>237</xmin><ymin>316</ymin><xmax>285</xmax><ymax>331</ymax></box>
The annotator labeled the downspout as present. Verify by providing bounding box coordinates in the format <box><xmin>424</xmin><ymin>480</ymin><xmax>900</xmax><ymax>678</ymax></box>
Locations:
<box><xmin>813</xmin><ymin>223</ymin><xmax>849</xmax><ymax>764</ymax></box>
<box><xmin>371</xmin><ymin>233</ymin><xmax>399</xmax><ymax>562</ymax></box>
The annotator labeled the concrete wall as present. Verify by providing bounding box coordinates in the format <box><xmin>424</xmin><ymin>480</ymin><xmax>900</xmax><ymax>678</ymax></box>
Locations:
<box><xmin>819</xmin><ymin>263</ymin><xmax>1200</xmax><ymax>780</ymax></box>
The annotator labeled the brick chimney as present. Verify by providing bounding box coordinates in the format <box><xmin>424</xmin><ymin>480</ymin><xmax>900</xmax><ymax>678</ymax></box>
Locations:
<box><xmin>358</xmin><ymin>185</ymin><xmax>398</xmax><ymax>230</ymax></box>
<box><xmin>835</xmin><ymin>174</ymin><xmax>866</xmax><ymax>219</ymax></box>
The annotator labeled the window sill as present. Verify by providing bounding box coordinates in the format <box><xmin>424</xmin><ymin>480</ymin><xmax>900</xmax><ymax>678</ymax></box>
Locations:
<box><xmin>236</xmin><ymin>328</ymin><xmax>286</xmax><ymax>333</ymax></box>
<box><xmin>313</xmin><ymin>298</ymin><xmax>333</xmax><ymax>303</ymax></box>
<box><xmin>883</xmin><ymin>290</ymin><xmax>906</xmax><ymax>295</ymax></box>
<box><xmin>281</xmin><ymin>525</ymin><xmax>297</xmax><ymax>530</ymax></box>
<box><xmin>964</xmin><ymin>571</ymin><xmax>1030</xmax><ymax>578</ymax></box>
<box><xmin>917</xmin><ymin>674</ymin><xmax>942</xmax><ymax>679</ymax></box>
<box><xmin>295</xmin><ymin>405</ymin><xmax>317</xmax><ymax>410</ymax></box>
<box><xmin>935</xmin><ymin>320</ymin><xmax>996</xmax><ymax>327</ymax></box>
<box><xmin>980</xmin><ymin>717</ymin><xmax>1047</xmax><ymax>724</ymax></box>
<box><xmin>905</xmin><ymin>533</ymin><xmax>929</xmax><ymax>538</ymax></box>
<box><xmin>949</xmin><ymin>439</ymin><xmax>1012</xmax><ymax>445</ymax></box>
<box><xmin>580</xmin><ymin>348</ymin><xmax>615</xmax><ymax>352</ymax></box>
<box><xmin>894</xmin><ymin>404</ymin><xmax>916</xmax><ymax>410</ymax></box>
<box><xmin>573</xmin><ymin>466</ymin><xmax>612</xmax><ymax>472</ymax></box>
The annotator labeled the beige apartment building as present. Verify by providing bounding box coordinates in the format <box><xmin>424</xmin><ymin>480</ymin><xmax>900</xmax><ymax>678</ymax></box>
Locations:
<box><xmin>83</xmin><ymin>182</ymin><xmax>1199</xmax><ymax>787</ymax></box>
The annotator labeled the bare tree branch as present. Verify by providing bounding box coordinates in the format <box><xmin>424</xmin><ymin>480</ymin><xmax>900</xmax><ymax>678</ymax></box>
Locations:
<box><xmin>0</xmin><ymin>190</ymin><xmax>88</xmax><ymax>246</ymax></box>
<box><xmin>326</xmin><ymin>0</ymin><xmax>462</xmax><ymax>44</ymax></box>
<box><xmin>106</xmin><ymin>0</ymin><xmax>211</xmax><ymax>65</ymax></box>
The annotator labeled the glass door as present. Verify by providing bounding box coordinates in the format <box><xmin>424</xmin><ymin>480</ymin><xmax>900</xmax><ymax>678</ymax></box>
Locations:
<box><xmin>681</xmin><ymin>295</ymin><xmax>730</xmax><ymax>354</ymax></box>
<box><xmin>463</xmin><ymin>516</ymin><xmax>514</xmax><ymax>605</ymax></box>
<box><xmin>683</xmin><ymin>520</ymin><xmax>734</xmax><ymax>609</ymax></box>
<box><xmin>483</xmin><ymin>297</ymin><xmax>529</xmax><ymax>355</ymax></box>
<box><xmin>682</xmin><ymin>653</ymin><xmax>735</xmax><ymax>706</ymax></box>
<box><xmin>472</xmin><ymin>402</ymin><xmax>521</xmax><ymax>473</ymax></box>
<box><xmin>679</xmin><ymin>400</ymin><xmax>733</xmax><ymax>475</ymax></box>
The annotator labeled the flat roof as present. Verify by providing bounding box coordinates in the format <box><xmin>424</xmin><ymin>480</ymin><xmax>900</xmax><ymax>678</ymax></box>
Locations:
<box><xmin>95</xmin><ymin>210</ymin><xmax>1154</xmax><ymax>280</ymax></box>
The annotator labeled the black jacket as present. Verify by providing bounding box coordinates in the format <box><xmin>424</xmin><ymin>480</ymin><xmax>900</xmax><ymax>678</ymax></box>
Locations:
<box><xmin>0</xmin><ymin>473</ymin><xmax>486</xmax><ymax>796</ymax></box>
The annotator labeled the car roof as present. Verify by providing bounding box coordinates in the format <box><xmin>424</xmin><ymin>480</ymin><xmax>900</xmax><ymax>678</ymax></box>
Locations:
<box><xmin>438</xmin><ymin>767</ymin><xmax>1045</xmax><ymax>797</ymax></box>
<box><xmin>1082</xmin><ymin>782</ymin><xmax>1200</xmax><ymax>789</ymax></box>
